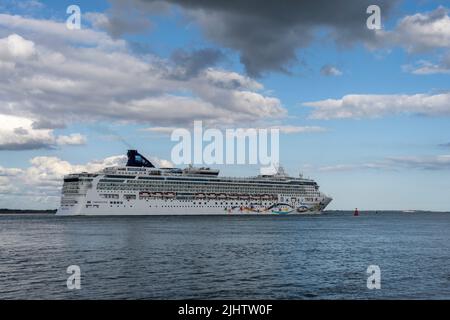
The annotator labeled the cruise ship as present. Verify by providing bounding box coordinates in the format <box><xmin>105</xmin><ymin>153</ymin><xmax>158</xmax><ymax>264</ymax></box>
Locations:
<box><xmin>56</xmin><ymin>150</ymin><xmax>332</xmax><ymax>216</ymax></box>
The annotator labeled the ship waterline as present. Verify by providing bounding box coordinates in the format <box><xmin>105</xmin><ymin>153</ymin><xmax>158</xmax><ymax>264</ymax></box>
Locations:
<box><xmin>56</xmin><ymin>150</ymin><xmax>332</xmax><ymax>216</ymax></box>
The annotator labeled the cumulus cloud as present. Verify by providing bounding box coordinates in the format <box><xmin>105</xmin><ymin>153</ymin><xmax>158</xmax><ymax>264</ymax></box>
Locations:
<box><xmin>0</xmin><ymin>176</ymin><xmax>19</xmax><ymax>194</ymax></box>
<box><xmin>0</xmin><ymin>166</ymin><xmax>23</xmax><ymax>177</ymax></box>
<box><xmin>0</xmin><ymin>15</ymin><xmax>287</xmax><ymax>130</ymax></box>
<box><xmin>202</xmin><ymin>68</ymin><xmax>263</xmax><ymax>91</ymax></box>
<box><xmin>84</xmin><ymin>3</ymin><xmax>450</xmax><ymax>76</ymax></box>
<box><xmin>85</xmin><ymin>0</ymin><xmax>170</xmax><ymax>38</ymax></box>
<box><xmin>149</xmin><ymin>157</ymin><xmax>174</xmax><ymax>168</ymax></box>
<box><xmin>55</xmin><ymin>133</ymin><xmax>87</xmax><ymax>146</ymax></box>
<box><xmin>169</xmin><ymin>48</ymin><xmax>225</xmax><ymax>79</ymax></box>
<box><xmin>33</xmin><ymin>153</ymin><xmax>169</xmax><ymax>180</ymax></box>
<box><xmin>402</xmin><ymin>53</ymin><xmax>450</xmax><ymax>75</ymax></box>
<box><xmin>97</xmin><ymin>0</ymin><xmax>398</xmax><ymax>76</ymax></box>
<box><xmin>0</xmin><ymin>13</ymin><xmax>126</xmax><ymax>49</ymax></box>
<box><xmin>0</xmin><ymin>152</ymin><xmax>173</xmax><ymax>207</ymax></box>
<box><xmin>320</xmin><ymin>65</ymin><xmax>343</xmax><ymax>76</ymax></box>
<box><xmin>24</xmin><ymin>155</ymin><xmax>127</xmax><ymax>187</ymax></box>
<box><xmin>373</xmin><ymin>7</ymin><xmax>450</xmax><ymax>52</ymax></box>
<box><xmin>0</xmin><ymin>114</ymin><xmax>86</xmax><ymax>150</ymax></box>
<box><xmin>0</xmin><ymin>33</ymin><xmax>35</xmax><ymax>59</ymax></box>
<box><xmin>304</xmin><ymin>93</ymin><xmax>450</xmax><ymax>120</ymax></box>
<box><xmin>0</xmin><ymin>164</ymin><xmax>22</xmax><ymax>197</ymax></box>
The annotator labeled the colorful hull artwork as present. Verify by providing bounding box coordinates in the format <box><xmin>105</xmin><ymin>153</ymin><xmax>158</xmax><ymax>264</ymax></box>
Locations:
<box><xmin>224</xmin><ymin>203</ymin><xmax>321</xmax><ymax>214</ymax></box>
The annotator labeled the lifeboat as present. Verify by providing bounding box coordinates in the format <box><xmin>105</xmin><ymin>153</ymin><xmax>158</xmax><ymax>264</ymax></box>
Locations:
<box><xmin>262</xmin><ymin>194</ymin><xmax>271</xmax><ymax>200</ymax></box>
<box><xmin>206</xmin><ymin>193</ymin><xmax>217</xmax><ymax>199</ymax></box>
<box><xmin>195</xmin><ymin>193</ymin><xmax>205</xmax><ymax>199</ymax></box>
<box><xmin>250</xmin><ymin>195</ymin><xmax>260</xmax><ymax>200</ymax></box>
<box><xmin>240</xmin><ymin>194</ymin><xmax>249</xmax><ymax>200</ymax></box>
<box><xmin>165</xmin><ymin>192</ymin><xmax>176</xmax><ymax>198</ymax></box>
<box><xmin>218</xmin><ymin>194</ymin><xmax>227</xmax><ymax>199</ymax></box>
<box><xmin>229</xmin><ymin>194</ymin><xmax>238</xmax><ymax>199</ymax></box>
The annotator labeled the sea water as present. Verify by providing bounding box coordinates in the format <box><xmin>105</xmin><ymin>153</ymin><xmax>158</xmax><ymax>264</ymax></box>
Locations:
<box><xmin>0</xmin><ymin>211</ymin><xmax>449</xmax><ymax>299</ymax></box>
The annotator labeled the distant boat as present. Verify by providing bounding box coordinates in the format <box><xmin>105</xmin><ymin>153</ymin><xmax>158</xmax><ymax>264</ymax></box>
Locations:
<box><xmin>354</xmin><ymin>208</ymin><xmax>359</xmax><ymax>216</ymax></box>
<box><xmin>402</xmin><ymin>210</ymin><xmax>416</xmax><ymax>213</ymax></box>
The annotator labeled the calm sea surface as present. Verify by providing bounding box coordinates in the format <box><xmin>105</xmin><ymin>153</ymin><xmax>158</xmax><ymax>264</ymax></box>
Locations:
<box><xmin>0</xmin><ymin>211</ymin><xmax>449</xmax><ymax>299</ymax></box>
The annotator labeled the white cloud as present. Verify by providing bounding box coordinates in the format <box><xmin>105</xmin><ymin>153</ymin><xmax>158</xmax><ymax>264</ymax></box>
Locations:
<box><xmin>316</xmin><ymin>155</ymin><xmax>450</xmax><ymax>172</ymax></box>
<box><xmin>0</xmin><ymin>14</ymin><xmax>286</xmax><ymax>130</ymax></box>
<box><xmin>55</xmin><ymin>133</ymin><xmax>87</xmax><ymax>146</ymax></box>
<box><xmin>24</xmin><ymin>155</ymin><xmax>127</xmax><ymax>187</ymax></box>
<box><xmin>402</xmin><ymin>53</ymin><xmax>450</xmax><ymax>75</ymax></box>
<box><xmin>0</xmin><ymin>176</ymin><xmax>19</xmax><ymax>194</ymax></box>
<box><xmin>0</xmin><ymin>165</ymin><xmax>23</xmax><ymax>195</ymax></box>
<box><xmin>203</xmin><ymin>68</ymin><xmax>263</xmax><ymax>90</ymax></box>
<box><xmin>270</xmin><ymin>125</ymin><xmax>327</xmax><ymax>134</ymax></box>
<box><xmin>0</xmin><ymin>114</ymin><xmax>86</xmax><ymax>150</ymax></box>
<box><xmin>0</xmin><ymin>13</ymin><xmax>126</xmax><ymax>49</ymax></box>
<box><xmin>402</xmin><ymin>60</ymin><xmax>450</xmax><ymax>75</ymax></box>
<box><xmin>0</xmin><ymin>166</ymin><xmax>23</xmax><ymax>176</ymax></box>
<box><xmin>320</xmin><ymin>65</ymin><xmax>342</xmax><ymax>76</ymax></box>
<box><xmin>304</xmin><ymin>93</ymin><xmax>450</xmax><ymax>120</ymax></box>
<box><xmin>373</xmin><ymin>7</ymin><xmax>450</xmax><ymax>52</ymax></box>
<box><xmin>0</xmin><ymin>33</ymin><xmax>35</xmax><ymax>59</ymax></box>
<box><xmin>148</xmin><ymin>157</ymin><xmax>174</xmax><ymax>168</ymax></box>
<box><xmin>0</xmin><ymin>152</ymin><xmax>173</xmax><ymax>207</ymax></box>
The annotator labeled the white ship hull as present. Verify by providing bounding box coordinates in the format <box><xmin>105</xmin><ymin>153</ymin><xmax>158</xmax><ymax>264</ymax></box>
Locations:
<box><xmin>57</xmin><ymin>195</ymin><xmax>331</xmax><ymax>216</ymax></box>
<box><xmin>56</xmin><ymin>150</ymin><xmax>332</xmax><ymax>216</ymax></box>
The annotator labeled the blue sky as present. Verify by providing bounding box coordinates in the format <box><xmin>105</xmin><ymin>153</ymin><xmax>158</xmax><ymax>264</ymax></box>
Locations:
<box><xmin>0</xmin><ymin>0</ymin><xmax>449</xmax><ymax>210</ymax></box>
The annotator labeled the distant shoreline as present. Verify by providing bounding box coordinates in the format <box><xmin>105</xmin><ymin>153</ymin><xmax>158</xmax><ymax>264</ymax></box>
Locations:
<box><xmin>0</xmin><ymin>209</ymin><xmax>448</xmax><ymax>215</ymax></box>
<box><xmin>0</xmin><ymin>209</ymin><xmax>57</xmax><ymax>215</ymax></box>
<box><xmin>325</xmin><ymin>210</ymin><xmax>449</xmax><ymax>213</ymax></box>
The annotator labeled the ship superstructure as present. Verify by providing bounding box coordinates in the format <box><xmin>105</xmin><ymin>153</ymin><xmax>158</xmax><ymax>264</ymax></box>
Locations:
<box><xmin>57</xmin><ymin>150</ymin><xmax>332</xmax><ymax>215</ymax></box>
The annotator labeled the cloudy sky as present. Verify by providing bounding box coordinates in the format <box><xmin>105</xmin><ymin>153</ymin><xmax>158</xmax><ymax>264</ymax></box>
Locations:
<box><xmin>0</xmin><ymin>0</ymin><xmax>449</xmax><ymax>210</ymax></box>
